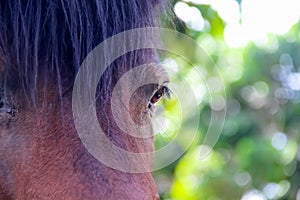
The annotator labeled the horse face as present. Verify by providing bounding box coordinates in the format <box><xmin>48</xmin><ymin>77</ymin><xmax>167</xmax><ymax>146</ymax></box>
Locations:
<box><xmin>0</xmin><ymin>0</ymin><xmax>167</xmax><ymax>199</ymax></box>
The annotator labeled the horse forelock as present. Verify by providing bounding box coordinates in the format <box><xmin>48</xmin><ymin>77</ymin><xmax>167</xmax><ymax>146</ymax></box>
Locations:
<box><xmin>0</xmin><ymin>0</ymin><xmax>165</xmax><ymax>106</ymax></box>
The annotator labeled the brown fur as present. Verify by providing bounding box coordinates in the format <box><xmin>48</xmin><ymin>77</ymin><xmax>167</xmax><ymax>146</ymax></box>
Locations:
<box><xmin>0</xmin><ymin>0</ymin><xmax>169</xmax><ymax>198</ymax></box>
<box><xmin>0</xmin><ymin>79</ymin><xmax>162</xmax><ymax>199</ymax></box>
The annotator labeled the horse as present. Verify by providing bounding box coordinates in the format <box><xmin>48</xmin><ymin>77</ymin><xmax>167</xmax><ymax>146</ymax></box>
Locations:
<box><xmin>0</xmin><ymin>0</ymin><xmax>169</xmax><ymax>199</ymax></box>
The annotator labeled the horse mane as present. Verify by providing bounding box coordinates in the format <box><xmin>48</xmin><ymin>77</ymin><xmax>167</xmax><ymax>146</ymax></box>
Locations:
<box><xmin>0</xmin><ymin>0</ymin><xmax>165</xmax><ymax>105</ymax></box>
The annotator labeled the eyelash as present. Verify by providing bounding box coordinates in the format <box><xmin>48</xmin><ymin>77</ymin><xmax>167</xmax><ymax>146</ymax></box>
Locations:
<box><xmin>148</xmin><ymin>86</ymin><xmax>170</xmax><ymax>110</ymax></box>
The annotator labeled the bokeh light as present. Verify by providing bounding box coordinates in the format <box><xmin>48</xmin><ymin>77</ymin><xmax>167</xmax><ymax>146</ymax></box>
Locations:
<box><xmin>154</xmin><ymin>1</ymin><xmax>300</xmax><ymax>199</ymax></box>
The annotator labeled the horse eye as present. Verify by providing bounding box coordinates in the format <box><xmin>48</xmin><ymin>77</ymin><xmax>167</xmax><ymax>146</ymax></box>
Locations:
<box><xmin>151</xmin><ymin>89</ymin><xmax>164</xmax><ymax>104</ymax></box>
<box><xmin>150</xmin><ymin>86</ymin><xmax>170</xmax><ymax>104</ymax></box>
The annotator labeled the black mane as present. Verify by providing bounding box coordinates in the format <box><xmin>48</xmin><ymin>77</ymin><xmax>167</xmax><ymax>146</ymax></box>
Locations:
<box><xmin>0</xmin><ymin>0</ymin><xmax>164</xmax><ymax>104</ymax></box>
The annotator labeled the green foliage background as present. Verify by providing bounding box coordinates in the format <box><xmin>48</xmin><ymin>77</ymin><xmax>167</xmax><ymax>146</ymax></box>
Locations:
<box><xmin>153</xmin><ymin>1</ymin><xmax>300</xmax><ymax>199</ymax></box>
